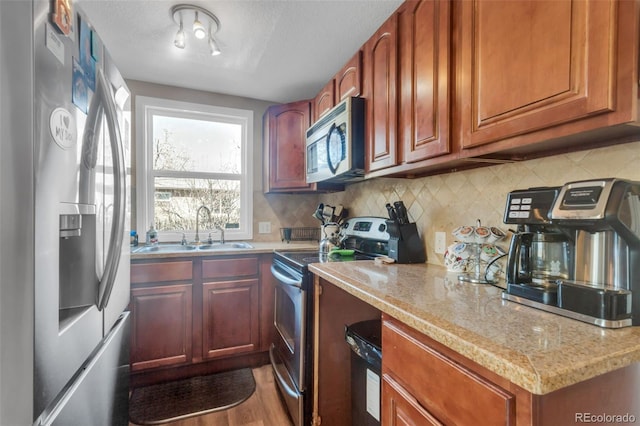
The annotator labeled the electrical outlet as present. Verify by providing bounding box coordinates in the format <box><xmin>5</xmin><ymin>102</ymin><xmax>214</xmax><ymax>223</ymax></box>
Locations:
<box><xmin>258</xmin><ymin>222</ymin><xmax>271</xmax><ymax>234</ymax></box>
<box><xmin>435</xmin><ymin>232</ymin><xmax>447</xmax><ymax>254</ymax></box>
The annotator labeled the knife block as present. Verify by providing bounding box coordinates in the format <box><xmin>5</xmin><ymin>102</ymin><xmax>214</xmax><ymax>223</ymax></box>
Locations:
<box><xmin>385</xmin><ymin>220</ymin><xmax>426</xmax><ymax>264</ymax></box>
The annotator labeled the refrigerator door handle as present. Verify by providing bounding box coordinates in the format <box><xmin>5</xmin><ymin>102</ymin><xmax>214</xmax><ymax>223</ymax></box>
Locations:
<box><xmin>80</xmin><ymin>68</ymin><xmax>126</xmax><ymax>311</ymax></box>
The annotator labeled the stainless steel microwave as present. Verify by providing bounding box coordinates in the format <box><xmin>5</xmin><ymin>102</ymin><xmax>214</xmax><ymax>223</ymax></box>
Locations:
<box><xmin>306</xmin><ymin>96</ymin><xmax>365</xmax><ymax>183</ymax></box>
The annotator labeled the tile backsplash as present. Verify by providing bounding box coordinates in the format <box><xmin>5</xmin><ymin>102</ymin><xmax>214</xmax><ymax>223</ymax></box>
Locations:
<box><xmin>256</xmin><ymin>139</ymin><xmax>640</xmax><ymax>266</ymax></box>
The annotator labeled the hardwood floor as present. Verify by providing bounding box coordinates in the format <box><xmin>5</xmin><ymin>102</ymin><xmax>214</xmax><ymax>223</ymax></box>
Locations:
<box><xmin>129</xmin><ymin>365</ymin><xmax>293</xmax><ymax>426</ymax></box>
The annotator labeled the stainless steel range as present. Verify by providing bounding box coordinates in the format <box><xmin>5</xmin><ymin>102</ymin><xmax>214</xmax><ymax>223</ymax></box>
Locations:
<box><xmin>269</xmin><ymin>217</ymin><xmax>389</xmax><ymax>426</ymax></box>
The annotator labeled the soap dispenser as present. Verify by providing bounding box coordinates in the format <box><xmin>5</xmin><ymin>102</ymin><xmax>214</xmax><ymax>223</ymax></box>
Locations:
<box><xmin>146</xmin><ymin>224</ymin><xmax>158</xmax><ymax>246</ymax></box>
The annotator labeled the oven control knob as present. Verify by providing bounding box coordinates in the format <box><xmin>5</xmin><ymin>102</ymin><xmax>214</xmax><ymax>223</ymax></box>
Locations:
<box><xmin>378</xmin><ymin>223</ymin><xmax>386</xmax><ymax>233</ymax></box>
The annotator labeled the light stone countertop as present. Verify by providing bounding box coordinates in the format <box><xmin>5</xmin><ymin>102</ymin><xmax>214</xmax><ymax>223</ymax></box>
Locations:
<box><xmin>130</xmin><ymin>241</ymin><xmax>318</xmax><ymax>260</ymax></box>
<box><xmin>308</xmin><ymin>260</ymin><xmax>640</xmax><ymax>395</ymax></box>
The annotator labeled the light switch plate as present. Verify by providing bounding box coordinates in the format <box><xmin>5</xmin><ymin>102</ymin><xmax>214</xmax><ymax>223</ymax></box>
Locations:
<box><xmin>258</xmin><ymin>221</ymin><xmax>271</xmax><ymax>234</ymax></box>
<box><xmin>435</xmin><ymin>232</ymin><xmax>447</xmax><ymax>254</ymax></box>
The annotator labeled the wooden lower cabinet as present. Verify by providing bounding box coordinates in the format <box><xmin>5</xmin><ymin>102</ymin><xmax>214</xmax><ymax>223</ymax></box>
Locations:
<box><xmin>130</xmin><ymin>283</ymin><xmax>192</xmax><ymax>372</ymax></box>
<box><xmin>202</xmin><ymin>278</ymin><xmax>259</xmax><ymax>359</ymax></box>
<box><xmin>130</xmin><ymin>254</ymin><xmax>275</xmax><ymax>385</ymax></box>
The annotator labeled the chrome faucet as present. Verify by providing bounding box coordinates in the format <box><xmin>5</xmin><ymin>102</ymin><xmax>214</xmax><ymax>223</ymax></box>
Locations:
<box><xmin>194</xmin><ymin>205</ymin><xmax>211</xmax><ymax>245</ymax></box>
<box><xmin>215</xmin><ymin>225</ymin><xmax>225</xmax><ymax>244</ymax></box>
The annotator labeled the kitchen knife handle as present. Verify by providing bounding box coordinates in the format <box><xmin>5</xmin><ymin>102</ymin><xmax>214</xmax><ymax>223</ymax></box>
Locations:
<box><xmin>386</xmin><ymin>203</ymin><xmax>397</xmax><ymax>221</ymax></box>
<box><xmin>394</xmin><ymin>201</ymin><xmax>408</xmax><ymax>224</ymax></box>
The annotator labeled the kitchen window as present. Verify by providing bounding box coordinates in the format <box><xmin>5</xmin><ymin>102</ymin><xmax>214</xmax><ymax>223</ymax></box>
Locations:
<box><xmin>135</xmin><ymin>96</ymin><xmax>253</xmax><ymax>241</ymax></box>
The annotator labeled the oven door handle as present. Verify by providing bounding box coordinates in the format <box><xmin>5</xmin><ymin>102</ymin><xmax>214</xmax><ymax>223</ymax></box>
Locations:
<box><xmin>269</xmin><ymin>344</ymin><xmax>300</xmax><ymax>399</ymax></box>
<box><xmin>271</xmin><ymin>264</ymin><xmax>303</xmax><ymax>289</ymax></box>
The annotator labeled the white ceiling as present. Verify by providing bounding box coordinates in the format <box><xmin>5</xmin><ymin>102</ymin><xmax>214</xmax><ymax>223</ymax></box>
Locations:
<box><xmin>77</xmin><ymin>0</ymin><xmax>404</xmax><ymax>103</ymax></box>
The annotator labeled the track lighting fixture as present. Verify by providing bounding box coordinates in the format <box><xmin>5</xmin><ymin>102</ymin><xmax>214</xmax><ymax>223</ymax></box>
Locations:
<box><xmin>209</xmin><ymin>36</ymin><xmax>221</xmax><ymax>56</ymax></box>
<box><xmin>192</xmin><ymin>11</ymin><xmax>206</xmax><ymax>39</ymax></box>
<box><xmin>174</xmin><ymin>19</ymin><xmax>185</xmax><ymax>49</ymax></box>
<box><xmin>171</xmin><ymin>4</ymin><xmax>221</xmax><ymax>55</ymax></box>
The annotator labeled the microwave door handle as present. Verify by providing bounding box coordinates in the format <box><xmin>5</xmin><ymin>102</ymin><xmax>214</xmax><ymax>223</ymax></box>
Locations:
<box><xmin>81</xmin><ymin>69</ymin><xmax>126</xmax><ymax>310</ymax></box>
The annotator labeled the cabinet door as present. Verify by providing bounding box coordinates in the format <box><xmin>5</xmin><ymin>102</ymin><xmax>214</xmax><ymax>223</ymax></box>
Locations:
<box><xmin>202</xmin><ymin>279</ymin><xmax>260</xmax><ymax>359</ymax></box>
<box><xmin>398</xmin><ymin>0</ymin><xmax>451</xmax><ymax>163</ymax></box>
<box><xmin>314</xmin><ymin>79</ymin><xmax>336</xmax><ymax>121</ymax></box>
<box><xmin>383</xmin><ymin>375</ymin><xmax>443</xmax><ymax>426</ymax></box>
<box><xmin>264</xmin><ymin>100</ymin><xmax>313</xmax><ymax>192</ymax></box>
<box><xmin>363</xmin><ymin>13</ymin><xmax>398</xmax><ymax>173</ymax></box>
<box><xmin>336</xmin><ymin>51</ymin><xmax>362</xmax><ymax>101</ymax></box>
<box><xmin>130</xmin><ymin>284</ymin><xmax>192</xmax><ymax>371</ymax></box>
<box><xmin>459</xmin><ymin>0</ymin><xmax>620</xmax><ymax>149</ymax></box>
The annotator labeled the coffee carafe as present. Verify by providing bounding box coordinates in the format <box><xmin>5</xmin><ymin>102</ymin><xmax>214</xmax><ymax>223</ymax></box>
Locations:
<box><xmin>508</xmin><ymin>230</ymin><xmax>572</xmax><ymax>287</ymax></box>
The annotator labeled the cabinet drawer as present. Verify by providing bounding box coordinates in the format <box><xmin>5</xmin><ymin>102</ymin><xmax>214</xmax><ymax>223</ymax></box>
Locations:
<box><xmin>382</xmin><ymin>319</ymin><xmax>515</xmax><ymax>425</ymax></box>
<box><xmin>383</xmin><ymin>374</ymin><xmax>443</xmax><ymax>426</ymax></box>
<box><xmin>202</xmin><ymin>257</ymin><xmax>258</xmax><ymax>279</ymax></box>
<box><xmin>131</xmin><ymin>261</ymin><xmax>192</xmax><ymax>284</ymax></box>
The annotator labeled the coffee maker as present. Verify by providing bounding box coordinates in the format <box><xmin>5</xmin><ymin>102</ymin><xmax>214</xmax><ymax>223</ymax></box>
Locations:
<box><xmin>502</xmin><ymin>178</ymin><xmax>640</xmax><ymax>328</ymax></box>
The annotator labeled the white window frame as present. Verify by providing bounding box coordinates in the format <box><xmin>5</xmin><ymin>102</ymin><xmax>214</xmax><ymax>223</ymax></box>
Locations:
<box><xmin>135</xmin><ymin>96</ymin><xmax>253</xmax><ymax>241</ymax></box>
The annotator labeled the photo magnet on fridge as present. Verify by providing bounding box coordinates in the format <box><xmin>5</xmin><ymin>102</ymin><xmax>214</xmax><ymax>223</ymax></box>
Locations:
<box><xmin>79</xmin><ymin>17</ymin><xmax>96</xmax><ymax>91</ymax></box>
<box><xmin>51</xmin><ymin>0</ymin><xmax>73</xmax><ymax>36</ymax></box>
<box><xmin>72</xmin><ymin>57</ymin><xmax>87</xmax><ymax>114</ymax></box>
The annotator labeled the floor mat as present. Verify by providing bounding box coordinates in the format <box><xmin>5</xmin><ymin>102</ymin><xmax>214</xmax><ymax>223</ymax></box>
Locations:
<box><xmin>129</xmin><ymin>368</ymin><xmax>256</xmax><ymax>425</ymax></box>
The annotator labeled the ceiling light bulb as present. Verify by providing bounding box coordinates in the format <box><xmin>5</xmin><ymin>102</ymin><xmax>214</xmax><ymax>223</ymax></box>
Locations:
<box><xmin>209</xmin><ymin>37</ymin><xmax>221</xmax><ymax>56</ymax></box>
<box><xmin>193</xmin><ymin>11</ymin><xmax>206</xmax><ymax>39</ymax></box>
<box><xmin>174</xmin><ymin>20</ymin><xmax>185</xmax><ymax>49</ymax></box>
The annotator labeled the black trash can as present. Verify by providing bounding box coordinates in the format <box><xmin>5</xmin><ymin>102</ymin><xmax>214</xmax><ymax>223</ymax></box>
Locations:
<box><xmin>345</xmin><ymin>319</ymin><xmax>382</xmax><ymax>426</ymax></box>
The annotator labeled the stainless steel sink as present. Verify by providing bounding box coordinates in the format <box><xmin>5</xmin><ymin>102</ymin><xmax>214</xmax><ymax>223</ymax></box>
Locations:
<box><xmin>196</xmin><ymin>242</ymin><xmax>254</xmax><ymax>250</ymax></box>
<box><xmin>132</xmin><ymin>242</ymin><xmax>253</xmax><ymax>254</ymax></box>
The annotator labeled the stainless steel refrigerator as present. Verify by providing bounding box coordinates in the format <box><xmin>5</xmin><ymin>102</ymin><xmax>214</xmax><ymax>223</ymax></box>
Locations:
<box><xmin>0</xmin><ymin>1</ymin><xmax>131</xmax><ymax>424</ymax></box>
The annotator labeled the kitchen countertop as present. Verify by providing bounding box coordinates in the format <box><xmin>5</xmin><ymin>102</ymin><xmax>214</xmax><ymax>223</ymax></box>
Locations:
<box><xmin>130</xmin><ymin>241</ymin><xmax>318</xmax><ymax>260</ymax></box>
<box><xmin>308</xmin><ymin>260</ymin><xmax>640</xmax><ymax>395</ymax></box>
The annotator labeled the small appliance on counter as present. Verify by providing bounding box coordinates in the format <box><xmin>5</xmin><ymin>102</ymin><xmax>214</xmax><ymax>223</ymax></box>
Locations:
<box><xmin>384</xmin><ymin>202</ymin><xmax>426</xmax><ymax>263</ymax></box>
<box><xmin>502</xmin><ymin>178</ymin><xmax>640</xmax><ymax>328</ymax></box>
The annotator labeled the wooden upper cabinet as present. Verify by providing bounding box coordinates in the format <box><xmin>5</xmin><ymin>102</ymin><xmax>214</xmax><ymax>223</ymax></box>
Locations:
<box><xmin>313</xmin><ymin>79</ymin><xmax>336</xmax><ymax>122</ymax></box>
<box><xmin>458</xmin><ymin>0</ymin><xmax>637</xmax><ymax>150</ymax></box>
<box><xmin>398</xmin><ymin>0</ymin><xmax>451</xmax><ymax>163</ymax></box>
<box><xmin>336</xmin><ymin>51</ymin><xmax>362</xmax><ymax>101</ymax></box>
<box><xmin>263</xmin><ymin>100</ymin><xmax>313</xmax><ymax>192</ymax></box>
<box><xmin>364</xmin><ymin>13</ymin><xmax>399</xmax><ymax>173</ymax></box>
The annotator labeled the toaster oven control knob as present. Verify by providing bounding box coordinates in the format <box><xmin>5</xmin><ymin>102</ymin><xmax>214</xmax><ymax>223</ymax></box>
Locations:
<box><xmin>327</xmin><ymin>122</ymin><xmax>346</xmax><ymax>174</ymax></box>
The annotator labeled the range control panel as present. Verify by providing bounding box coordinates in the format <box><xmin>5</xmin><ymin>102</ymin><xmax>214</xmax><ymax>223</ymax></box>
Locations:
<box><xmin>341</xmin><ymin>216</ymin><xmax>390</xmax><ymax>241</ymax></box>
<box><xmin>504</xmin><ymin>187</ymin><xmax>560</xmax><ymax>225</ymax></box>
